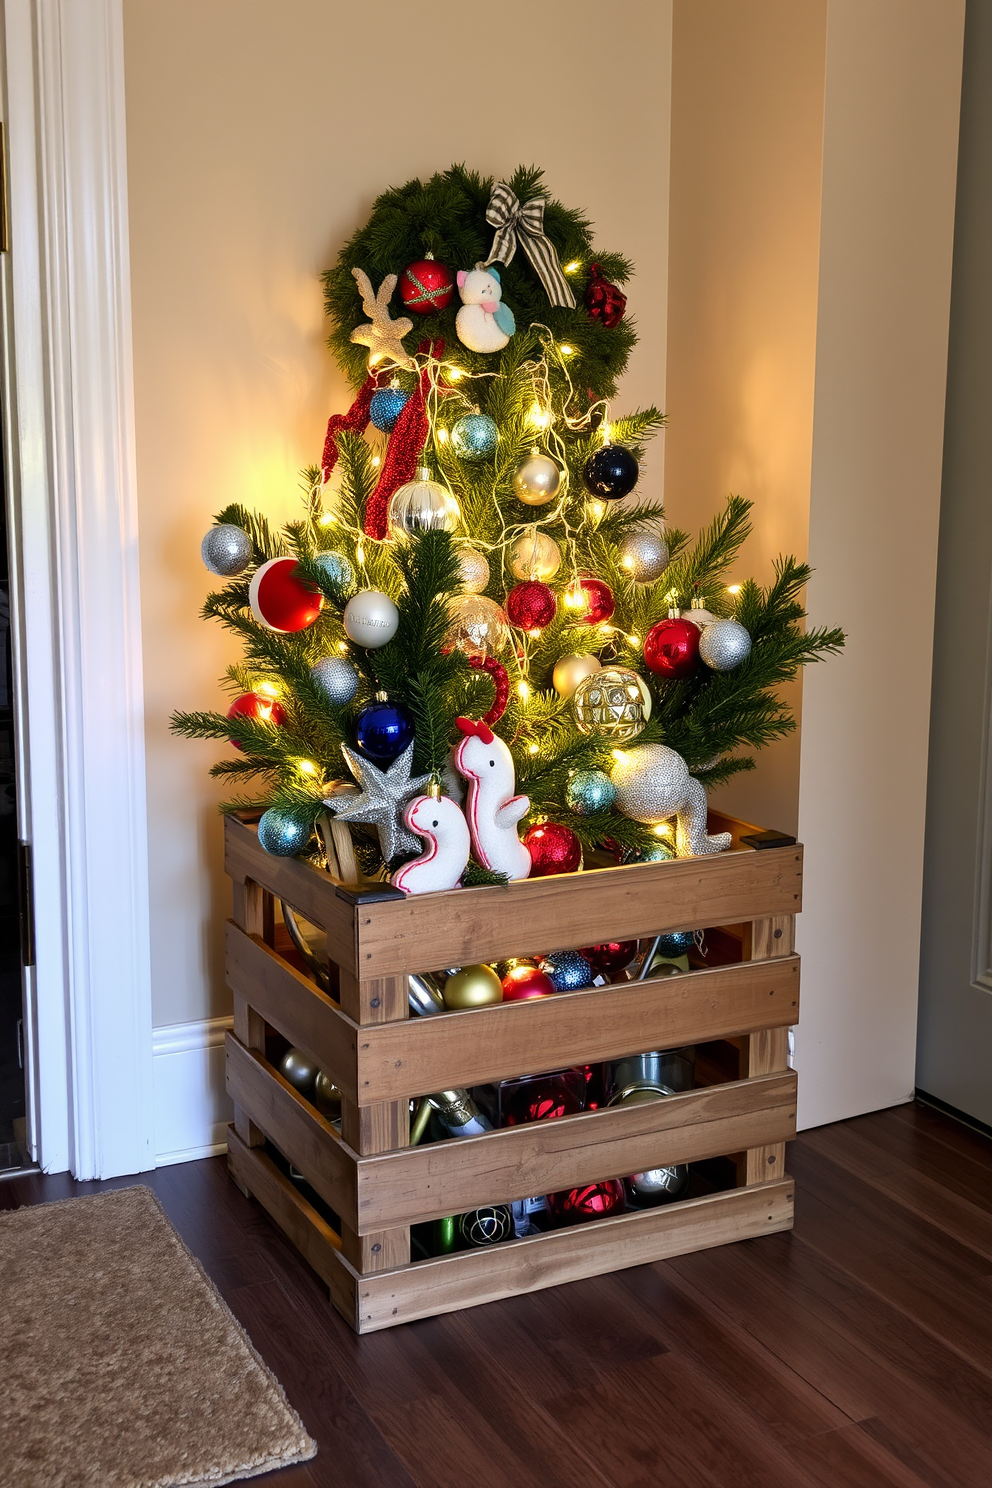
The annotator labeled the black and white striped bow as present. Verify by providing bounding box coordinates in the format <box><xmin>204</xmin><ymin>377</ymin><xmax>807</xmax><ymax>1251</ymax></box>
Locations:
<box><xmin>482</xmin><ymin>182</ymin><xmax>576</xmax><ymax>310</ymax></box>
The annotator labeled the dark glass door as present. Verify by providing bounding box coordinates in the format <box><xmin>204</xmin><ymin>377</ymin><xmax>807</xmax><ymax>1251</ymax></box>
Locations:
<box><xmin>0</xmin><ymin>450</ymin><xmax>25</xmax><ymax>1170</ymax></box>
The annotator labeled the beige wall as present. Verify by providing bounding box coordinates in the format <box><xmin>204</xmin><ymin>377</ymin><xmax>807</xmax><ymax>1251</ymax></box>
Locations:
<box><xmin>665</xmin><ymin>0</ymin><xmax>829</xmax><ymax>836</ymax></box>
<box><xmin>123</xmin><ymin>0</ymin><xmax>674</xmax><ymax>1027</ymax></box>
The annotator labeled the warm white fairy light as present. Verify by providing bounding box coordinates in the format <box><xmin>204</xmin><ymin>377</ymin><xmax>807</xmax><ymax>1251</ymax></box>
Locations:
<box><xmin>727</xmin><ymin>583</ymin><xmax>741</xmax><ymax>595</ymax></box>
<box><xmin>319</xmin><ymin>512</ymin><xmax>336</xmax><ymax>526</ymax></box>
<box><xmin>517</xmin><ymin>679</ymin><xmax>530</xmax><ymax>700</ymax></box>
<box><xmin>559</xmin><ymin>344</ymin><xmax>575</xmax><ymax>357</ymax></box>
<box><xmin>564</xmin><ymin>261</ymin><xmax>581</xmax><ymax>275</ymax></box>
<box><xmin>437</xmin><ymin>427</ymin><xmax>449</xmax><ymax>443</ymax></box>
<box><xmin>528</xmin><ymin>401</ymin><xmax>551</xmax><ymax>430</ymax></box>
<box><xmin>297</xmin><ymin>760</ymin><xmax>319</xmax><ymax>776</ymax></box>
<box><xmin>528</xmin><ymin>742</ymin><xmax>539</xmax><ymax>755</ymax></box>
<box><xmin>257</xmin><ymin>681</ymin><xmax>280</xmax><ymax>698</ymax></box>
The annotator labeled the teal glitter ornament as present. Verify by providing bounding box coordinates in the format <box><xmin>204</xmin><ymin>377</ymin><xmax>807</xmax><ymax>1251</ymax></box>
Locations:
<box><xmin>565</xmin><ymin>768</ymin><xmax>617</xmax><ymax>816</ymax></box>
<box><xmin>314</xmin><ymin>550</ymin><xmax>355</xmax><ymax>601</ymax></box>
<box><xmin>257</xmin><ymin>809</ymin><xmax>311</xmax><ymax>857</ymax></box>
<box><xmin>369</xmin><ymin>385</ymin><xmax>408</xmax><ymax>433</ymax></box>
<box><xmin>658</xmin><ymin>930</ymin><xmax>695</xmax><ymax>957</ymax></box>
<box><xmin>621</xmin><ymin>841</ymin><xmax>675</xmax><ymax>865</ymax></box>
<box><xmin>451</xmin><ymin>413</ymin><xmax>498</xmax><ymax>462</ymax></box>
<box><xmin>539</xmin><ymin>949</ymin><xmax>593</xmax><ymax>993</ymax></box>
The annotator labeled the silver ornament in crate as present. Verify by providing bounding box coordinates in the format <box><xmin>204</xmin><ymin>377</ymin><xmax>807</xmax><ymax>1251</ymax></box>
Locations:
<box><xmin>617</xmin><ymin>529</ymin><xmax>669</xmax><ymax>583</ymax></box>
<box><xmin>699</xmin><ymin>617</ymin><xmax>752</xmax><ymax>671</ymax></box>
<box><xmin>625</xmin><ymin>1165</ymin><xmax>689</xmax><ymax>1206</ymax></box>
<box><xmin>257</xmin><ymin>808</ymin><xmax>312</xmax><ymax>857</ymax></box>
<box><xmin>458</xmin><ymin>1205</ymin><xmax>513</xmax><ymax>1247</ymax></box>
<box><xmin>311</xmin><ymin>655</ymin><xmax>359</xmax><ymax>706</ymax></box>
<box><xmin>201</xmin><ymin>523</ymin><xmax>252</xmax><ymax>576</ymax></box>
<box><xmin>279</xmin><ymin>1046</ymin><xmax>318</xmax><ymax>1094</ymax></box>
<box><xmin>451</xmin><ymin>412</ymin><xmax>498</xmax><ymax>462</ymax></box>
<box><xmin>387</xmin><ymin>467</ymin><xmax>460</xmax><ymax>539</ymax></box>
<box><xmin>610</xmin><ymin>743</ymin><xmax>731</xmax><ymax>857</ymax></box>
<box><xmin>513</xmin><ymin>453</ymin><xmax>563</xmax><ymax>506</ymax></box>
<box><xmin>572</xmin><ymin>666</ymin><xmax>649</xmax><ymax>741</ymax></box>
<box><xmin>509</xmin><ymin>530</ymin><xmax>562</xmax><ymax>581</ymax></box>
<box><xmin>457</xmin><ymin>545</ymin><xmax>490</xmax><ymax>594</ymax></box>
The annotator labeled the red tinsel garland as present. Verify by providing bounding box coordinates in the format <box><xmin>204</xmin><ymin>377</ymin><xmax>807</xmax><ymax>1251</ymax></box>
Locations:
<box><xmin>469</xmin><ymin>654</ymin><xmax>509</xmax><ymax>725</ymax></box>
<box><xmin>320</xmin><ymin>370</ymin><xmax>384</xmax><ymax>481</ymax></box>
<box><xmin>363</xmin><ymin>340</ymin><xmax>445</xmax><ymax>540</ymax></box>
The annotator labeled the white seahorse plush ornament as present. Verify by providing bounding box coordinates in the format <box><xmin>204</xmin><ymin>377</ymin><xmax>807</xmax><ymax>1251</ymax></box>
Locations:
<box><xmin>453</xmin><ymin>717</ymin><xmax>531</xmax><ymax>881</ymax></box>
<box><xmin>455</xmin><ymin>266</ymin><xmax>516</xmax><ymax>354</ymax></box>
<box><xmin>391</xmin><ymin>794</ymin><xmax>472</xmax><ymax>896</ymax></box>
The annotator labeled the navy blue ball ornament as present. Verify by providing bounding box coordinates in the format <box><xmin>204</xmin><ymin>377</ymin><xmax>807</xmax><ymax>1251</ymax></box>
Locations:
<box><xmin>451</xmin><ymin>413</ymin><xmax>498</xmax><ymax>462</ymax></box>
<box><xmin>314</xmin><ymin>550</ymin><xmax>355</xmax><ymax>601</ymax></box>
<box><xmin>258</xmin><ymin>808</ymin><xmax>312</xmax><ymax>857</ymax></box>
<box><xmin>354</xmin><ymin>696</ymin><xmax>414</xmax><ymax>766</ymax></box>
<box><xmin>539</xmin><ymin>949</ymin><xmax>593</xmax><ymax>993</ymax></box>
<box><xmin>369</xmin><ymin>386</ymin><xmax>409</xmax><ymax>433</ymax></box>
<box><xmin>658</xmin><ymin>930</ymin><xmax>696</xmax><ymax>957</ymax></box>
<box><xmin>565</xmin><ymin>768</ymin><xmax>618</xmax><ymax>816</ymax></box>
<box><xmin>582</xmin><ymin>444</ymin><xmax>639</xmax><ymax>501</ymax></box>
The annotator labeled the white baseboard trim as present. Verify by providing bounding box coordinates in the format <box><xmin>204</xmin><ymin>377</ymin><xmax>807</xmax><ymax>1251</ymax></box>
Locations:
<box><xmin>152</xmin><ymin>1015</ymin><xmax>234</xmax><ymax>1167</ymax></box>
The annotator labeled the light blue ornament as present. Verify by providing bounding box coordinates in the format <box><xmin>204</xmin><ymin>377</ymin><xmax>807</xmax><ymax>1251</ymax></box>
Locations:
<box><xmin>539</xmin><ymin>950</ymin><xmax>593</xmax><ymax>993</ymax></box>
<box><xmin>451</xmin><ymin>413</ymin><xmax>498</xmax><ymax>462</ymax></box>
<box><xmin>621</xmin><ymin>841</ymin><xmax>675</xmax><ymax>865</ymax></box>
<box><xmin>369</xmin><ymin>386</ymin><xmax>409</xmax><ymax>433</ymax></box>
<box><xmin>314</xmin><ymin>550</ymin><xmax>355</xmax><ymax>601</ymax></box>
<box><xmin>311</xmin><ymin>655</ymin><xmax>359</xmax><ymax>706</ymax></box>
<box><xmin>565</xmin><ymin>768</ymin><xmax>618</xmax><ymax>816</ymax></box>
<box><xmin>257</xmin><ymin>808</ymin><xmax>312</xmax><ymax>857</ymax></box>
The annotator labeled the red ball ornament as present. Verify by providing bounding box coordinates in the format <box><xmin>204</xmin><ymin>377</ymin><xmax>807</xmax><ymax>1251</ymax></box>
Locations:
<box><xmin>226</xmin><ymin>691</ymin><xmax>286</xmax><ymax>750</ymax></box>
<box><xmin>249</xmin><ymin>557</ymin><xmax>323</xmax><ymax>634</ymax></box>
<box><xmin>501</xmin><ymin>964</ymin><xmax>556</xmax><ymax>1002</ymax></box>
<box><xmin>585</xmin><ymin>263</ymin><xmax>628</xmax><ymax>329</ymax></box>
<box><xmin>505</xmin><ymin>580</ymin><xmax>556</xmax><ymax>632</ymax></box>
<box><xmin>574</xmin><ymin>576</ymin><xmax>615</xmax><ymax>626</ymax></box>
<box><xmin>643</xmin><ymin>617</ymin><xmax>701</xmax><ymax>678</ymax></box>
<box><xmin>546</xmin><ymin>1179</ymin><xmax>626</xmax><ymax>1226</ymax></box>
<box><xmin>399</xmin><ymin>258</ymin><xmax>455</xmax><ymax>315</ymax></box>
<box><xmin>524</xmin><ymin>822</ymin><xmax>583</xmax><ymax>877</ymax></box>
<box><xmin>503</xmin><ymin>1072</ymin><xmax>584</xmax><ymax>1125</ymax></box>
<box><xmin>580</xmin><ymin>940</ymin><xmax>637</xmax><ymax>973</ymax></box>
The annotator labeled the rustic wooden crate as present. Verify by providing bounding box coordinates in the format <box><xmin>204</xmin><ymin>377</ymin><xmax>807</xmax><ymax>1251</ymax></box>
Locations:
<box><xmin>223</xmin><ymin>810</ymin><xmax>800</xmax><ymax>1332</ymax></box>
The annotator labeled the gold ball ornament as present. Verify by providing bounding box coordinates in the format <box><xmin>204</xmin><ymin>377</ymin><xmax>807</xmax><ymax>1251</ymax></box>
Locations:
<box><xmin>513</xmin><ymin>453</ymin><xmax>563</xmax><ymax>507</ymax></box>
<box><xmin>446</xmin><ymin>593</ymin><xmax>510</xmax><ymax>657</ymax></box>
<box><xmin>509</xmin><ymin>530</ymin><xmax>562</xmax><ymax>581</ymax></box>
<box><xmin>572</xmin><ymin>666</ymin><xmax>650</xmax><ymax>741</ymax></box>
<box><xmin>313</xmin><ymin>1070</ymin><xmax>342</xmax><ymax>1117</ymax></box>
<box><xmin>387</xmin><ymin>466</ymin><xmax>460</xmax><ymax>539</ymax></box>
<box><xmin>443</xmin><ymin>964</ymin><xmax>504</xmax><ymax>1009</ymax></box>
<box><xmin>553</xmin><ymin>652</ymin><xmax>601</xmax><ymax>699</ymax></box>
<box><xmin>457</xmin><ymin>545</ymin><xmax>490</xmax><ymax>594</ymax></box>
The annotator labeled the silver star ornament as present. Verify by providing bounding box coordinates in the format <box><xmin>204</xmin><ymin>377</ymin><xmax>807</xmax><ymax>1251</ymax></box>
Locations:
<box><xmin>325</xmin><ymin>743</ymin><xmax>431</xmax><ymax>861</ymax></box>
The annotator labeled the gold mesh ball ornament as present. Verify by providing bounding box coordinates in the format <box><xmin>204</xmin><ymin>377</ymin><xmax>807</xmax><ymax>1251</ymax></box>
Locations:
<box><xmin>446</xmin><ymin>593</ymin><xmax>510</xmax><ymax>656</ymax></box>
<box><xmin>509</xmin><ymin>530</ymin><xmax>562</xmax><ymax>581</ymax></box>
<box><xmin>387</xmin><ymin>466</ymin><xmax>460</xmax><ymax>539</ymax></box>
<box><xmin>572</xmin><ymin>666</ymin><xmax>650</xmax><ymax>741</ymax></box>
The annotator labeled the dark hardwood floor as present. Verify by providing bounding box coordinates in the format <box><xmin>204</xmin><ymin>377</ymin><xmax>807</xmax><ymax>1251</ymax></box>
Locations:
<box><xmin>4</xmin><ymin>1099</ymin><xmax>991</xmax><ymax>1488</ymax></box>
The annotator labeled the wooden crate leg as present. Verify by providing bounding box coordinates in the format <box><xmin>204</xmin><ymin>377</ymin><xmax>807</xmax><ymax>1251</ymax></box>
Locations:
<box><xmin>230</xmin><ymin>878</ymin><xmax>271</xmax><ymax>1150</ymax></box>
<box><xmin>336</xmin><ymin>969</ymin><xmax>411</xmax><ymax>1272</ymax></box>
<box><xmin>740</xmin><ymin>913</ymin><xmax>795</xmax><ymax>1186</ymax></box>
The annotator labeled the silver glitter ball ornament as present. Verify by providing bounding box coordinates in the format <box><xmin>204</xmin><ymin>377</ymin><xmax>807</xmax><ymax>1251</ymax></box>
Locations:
<box><xmin>513</xmin><ymin>453</ymin><xmax>563</xmax><ymax>506</ymax></box>
<box><xmin>625</xmin><ymin>1164</ymin><xmax>690</xmax><ymax>1206</ymax></box>
<box><xmin>457</xmin><ymin>545</ymin><xmax>490</xmax><ymax>594</ymax></box>
<box><xmin>565</xmin><ymin>768</ymin><xmax>618</xmax><ymax>815</ymax></box>
<box><xmin>451</xmin><ymin>413</ymin><xmax>498</xmax><ymax>462</ymax></box>
<box><xmin>617</xmin><ymin>530</ymin><xmax>669</xmax><ymax>583</ymax></box>
<box><xmin>509</xmin><ymin>530</ymin><xmax>562</xmax><ymax>581</ymax></box>
<box><xmin>257</xmin><ymin>808</ymin><xmax>312</xmax><ymax>856</ymax></box>
<box><xmin>572</xmin><ymin>666</ymin><xmax>649</xmax><ymax>741</ymax></box>
<box><xmin>343</xmin><ymin>589</ymin><xmax>399</xmax><ymax>648</ymax></box>
<box><xmin>279</xmin><ymin>1046</ymin><xmax>318</xmax><ymax>1094</ymax></box>
<box><xmin>311</xmin><ymin>655</ymin><xmax>359</xmax><ymax>706</ymax></box>
<box><xmin>539</xmin><ymin>949</ymin><xmax>593</xmax><ymax>992</ymax></box>
<box><xmin>699</xmin><ymin>617</ymin><xmax>752</xmax><ymax>671</ymax></box>
<box><xmin>201</xmin><ymin>523</ymin><xmax>252</xmax><ymax>576</ymax></box>
<box><xmin>387</xmin><ymin>467</ymin><xmax>460</xmax><ymax>539</ymax></box>
<box><xmin>458</xmin><ymin>1205</ymin><xmax>513</xmax><ymax>1247</ymax></box>
<box><xmin>314</xmin><ymin>549</ymin><xmax>355</xmax><ymax>600</ymax></box>
<box><xmin>610</xmin><ymin>744</ymin><xmax>691</xmax><ymax>823</ymax></box>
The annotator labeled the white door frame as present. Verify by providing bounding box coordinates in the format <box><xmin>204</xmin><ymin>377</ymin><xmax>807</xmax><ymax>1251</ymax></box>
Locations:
<box><xmin>0</xmin><ymin>0</ymin><xmax>154</xmax><ymax>1178</ymax></box>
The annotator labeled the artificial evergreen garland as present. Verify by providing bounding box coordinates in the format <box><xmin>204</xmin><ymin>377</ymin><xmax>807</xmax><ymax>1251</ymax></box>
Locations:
<box><xmin>173</xmin><ymin>165</ymin><xmax>843</xmax><ymax>883</ymax></box>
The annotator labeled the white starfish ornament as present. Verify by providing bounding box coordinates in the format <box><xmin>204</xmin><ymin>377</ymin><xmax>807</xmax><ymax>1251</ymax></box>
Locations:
<box><xmin>349</xmin><ymin>268</ymin><xmax>415</xmax><ymax>370</ymax></box>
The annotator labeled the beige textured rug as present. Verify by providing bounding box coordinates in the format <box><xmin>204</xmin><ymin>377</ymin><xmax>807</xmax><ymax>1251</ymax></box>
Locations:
<box><xmin>0</xmin><ymin>1185</ymin><xmax>316</xmax><ymax>1487</ymax></box>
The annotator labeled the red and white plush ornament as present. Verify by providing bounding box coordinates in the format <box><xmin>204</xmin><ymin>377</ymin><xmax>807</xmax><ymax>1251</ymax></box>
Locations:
<box><xmin>249</xmin><ymin>557</ymin><xmax>323</xmax><ymax>633</ymax></box>
<box><xmin>391</xmin><ymin>795</ymin><xmax>471</xmax><ymax>896</ymax></box>
<box><xmin>453</xmin><ymin>716</ymin><xmax>531</xmax><ymax>881</ymax></box>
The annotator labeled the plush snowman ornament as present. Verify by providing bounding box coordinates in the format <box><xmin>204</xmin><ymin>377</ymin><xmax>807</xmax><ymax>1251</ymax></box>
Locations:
<box><xmin>455</xmin><ymin>267</ymin><xmax>516</xmax><ymax>354</ymax></box>
<box><xmin>453</xmin><ymin>717</ymin><xmax>531</xmax><ymax>880</ymax></box>
<box><xmin>391</xmin><ymin>794</ymin><xmax>471</xmax><ymax>896</ymax></box>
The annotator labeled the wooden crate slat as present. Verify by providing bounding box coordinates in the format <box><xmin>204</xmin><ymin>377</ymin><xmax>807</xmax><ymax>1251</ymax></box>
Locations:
<box><xmin>355</xmin><ymin>954</ymin><xmax>800</xmax><ymax>1102</ymax></box>
<box><xmin>225</xmin><ymin>817</ymin><xmax>358</xmax><ymax>972</ymax></box>
<box><xmin>226</xmin><ymin>1127</ymin><xmax>357</xmax><ymax>1327</ymax></box>
<box><xmin>355</xmin><ymin>1071</ymin><xmax>797</xmax><ymax>1231</ymax></box>
<box><xmin>350</xmin><ymin>1178</ymin><xmax>794</xmax><ymax>1332</ymax></box>
<box><xmin>225</xmin><ymin>1034</ymin><xmax>359</xmax><ymax>1229</ymax></box>
<box><xmin>225</xmin><ymin>921</ymin><xmax>359</xmax><ymax>1102</ymax></box>
<box><xmin>354</xmin><ymin>845</ymin><xmax>802</xmax><ymax>978</ymax></box>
